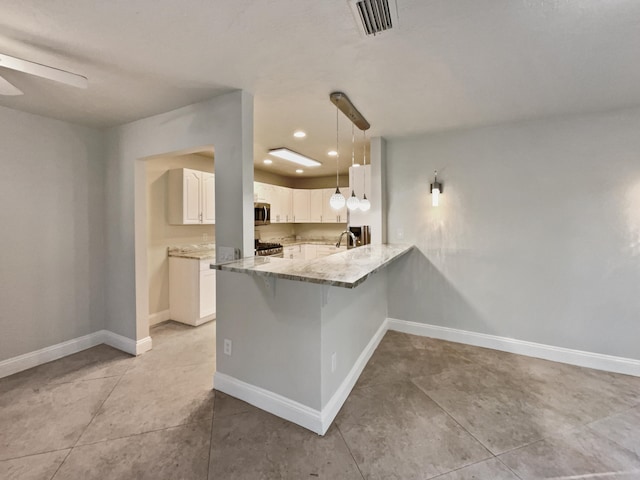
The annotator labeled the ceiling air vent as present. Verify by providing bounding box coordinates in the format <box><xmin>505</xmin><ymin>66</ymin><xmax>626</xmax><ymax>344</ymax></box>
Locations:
<box><xmin>348</xmin><ymin>0</ymin><xmax>397</xmax><ymax>37</ymax></box>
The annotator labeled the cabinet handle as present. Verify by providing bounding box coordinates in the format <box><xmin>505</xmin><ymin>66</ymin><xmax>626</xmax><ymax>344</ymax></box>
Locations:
<box><xmin>200</xmin><ymin>212</ymin><xmax>203</xmax><ymax>223</ymax></box>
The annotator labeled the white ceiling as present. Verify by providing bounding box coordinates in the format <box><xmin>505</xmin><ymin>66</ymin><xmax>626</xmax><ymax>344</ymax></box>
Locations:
<box><xmin>2</xmin><ymin>0</ymin><xmax>640</xmax><ymax>177</ymax></box>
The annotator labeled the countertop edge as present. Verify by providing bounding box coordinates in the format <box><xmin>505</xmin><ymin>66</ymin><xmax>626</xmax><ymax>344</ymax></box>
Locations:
<box><xmin>212</xmin><ymin>244</ymin><xmax>413</xmax><ymax>289</ymax></box>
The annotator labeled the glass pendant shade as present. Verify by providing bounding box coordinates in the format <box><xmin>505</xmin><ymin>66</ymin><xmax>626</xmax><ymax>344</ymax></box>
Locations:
<box><xmin>359</xmin><ymin>194</ymin><xmax>371</xmax><ymax>212</ymax></box>
<box><xmin>346</xmin><ymin>190</ymin><xmax>360</xmax><ymax>211</ymax></box>
<box><xmin>330</xmin><ymin>188</ymin><xmax>346</xmax><ymax>210</ymax></box>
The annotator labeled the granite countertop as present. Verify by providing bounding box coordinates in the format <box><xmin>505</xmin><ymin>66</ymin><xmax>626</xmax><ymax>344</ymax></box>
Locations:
<box><xmin>212</xmin><ymin>244</ymin><xmax>413</xmax><ymax>289</ymax></box>
<box><xmin>168</xmin><ymin>243</ymin><xmax>216</xmax><ymax>260</ymax></box>
<box><xmin>280</xmin><ymin>239</ymin><xmax>343</xmax><ymax>247</ymax></box>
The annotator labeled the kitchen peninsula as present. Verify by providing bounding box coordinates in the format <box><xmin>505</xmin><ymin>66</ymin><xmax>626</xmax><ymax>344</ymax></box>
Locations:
<box><xmin>212</xmin><ymin>244</ymin><xmax>412</xmax><ymax>434</ymax></box>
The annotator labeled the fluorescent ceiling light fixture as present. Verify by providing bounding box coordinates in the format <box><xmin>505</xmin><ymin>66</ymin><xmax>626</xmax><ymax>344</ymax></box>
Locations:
<box><xmin>328</xmin><ymin>150</ymin><xmax>338</xmax><ymax>157</ymax></box>
<box><xmin>263</xmin><ymin>159</ymin><xmax>273</xmax><ymax>165</ymax></box>
<box><xmin>268</xmin><ymin>148</ymin><xmax>321</xmax><ymax>167</ymax></box>
<box><xmin>293</xmin><ymin>130</ymin><xmax>306</xmax><ymax>138</ymax></box>
<box><xmin>296</xmin><ymin>169</ymin><xmax>304</xmax><ymax>174</ymax></box>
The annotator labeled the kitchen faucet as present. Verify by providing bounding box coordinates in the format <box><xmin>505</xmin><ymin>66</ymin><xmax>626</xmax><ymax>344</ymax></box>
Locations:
<box><xmin>336</xmin><ymin>230</ymin><xmax>357</xmax><ymax>249</ymax></box>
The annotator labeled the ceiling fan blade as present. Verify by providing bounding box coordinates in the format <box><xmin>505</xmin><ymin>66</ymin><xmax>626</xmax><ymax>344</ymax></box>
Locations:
<box><xmin>0</xmin><ymin>74</ymin><xmax>23</xmax><ymax>96</ymax></box>
<box><xmin>0</xmin><ymin>53</ymin><xmax>87</xmax><ymax>89</ymax></box>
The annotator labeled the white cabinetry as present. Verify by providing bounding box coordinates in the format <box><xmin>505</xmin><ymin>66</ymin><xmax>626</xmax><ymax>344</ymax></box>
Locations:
<box><xmin>310</xmin><ymin>189</ymin><xmax>323</xmax><ymax>223</ymax></box>
<box><xmin>283</xmin><ymin>245</ymin><xmax>304</xmax><ymax>260</ymax></box>
<box><xmin>168</xmin><ymin>168</ymin><xmax>215</xmax><ymax>225</ymax></box>
<box><xmin>169</xmin><ymin>257</ymin><xmax>216</xmax><ymax>326</ymax></box>
<box><xmin>292</xmin><ymin>189</ymin><xmax>310</xmax><ymax>223</ymax></box>
<box><xmin>322</xmin><ymin>188</ymin><xmax>347</xmax><ymax>223</ymax></box>
<box><xmin>275</xmin><ymin>186</ymin><xmax>293</xmax><ymax>223</ymax></box>
<box><xmin>316</xmin><ymin>244</ymin><xmax>347</xmax><ymax>257</ymax></box>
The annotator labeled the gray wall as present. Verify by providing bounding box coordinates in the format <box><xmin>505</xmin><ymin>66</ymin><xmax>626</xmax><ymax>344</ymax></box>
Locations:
<box><xmin>386</xmin><ymin>108</ymin><xmax>640</xmax><ymax>360</ymax></box>
<box><xmin>0</xmin><ymin>105</ymin><xmax>105</xmax><ymax>361</ymax></box>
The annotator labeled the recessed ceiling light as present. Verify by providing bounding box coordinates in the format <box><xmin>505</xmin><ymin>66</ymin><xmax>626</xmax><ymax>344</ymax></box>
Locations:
<box><xmin>296</xmin><ymin>169</ymin><xmax>304</xmax><ymax>174</ymax></box>
<box><xmin>263</xmin><ymin>159</ymin><xmax>273</xmax><ymax>165</ymax></box>
<box><xmin>328</xmin><ymin>150</ymin><xmax>338</xmax><ymax>157</ymax></box>
<box><xmin>268</xmin><ymin>148</ymin><xmax>321</xmax><ymax>167</ymax></box>
<box><xmin>293</xmin><ymin>131</ymin><xmax>306</xmax><ymax>138</ymax></box>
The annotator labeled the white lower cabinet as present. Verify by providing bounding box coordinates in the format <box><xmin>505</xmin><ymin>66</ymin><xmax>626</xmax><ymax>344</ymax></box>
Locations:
<box><xmin>316</xmin><ymin>245</ymin><xmax>347</xmax><ymax>257</ymax></box>
<box><xmin>169</xmin><ymin>257</ymin><xmax>216</xmax><ymax>326</ymax></box>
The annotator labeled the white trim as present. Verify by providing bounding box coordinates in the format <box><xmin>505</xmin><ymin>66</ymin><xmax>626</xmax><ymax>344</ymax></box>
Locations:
<box><xmin>213</xmin><ymin>319</ymin><xmax>389</xmax><ymax>436</ymax></box>
<box><xmin>386</xmin><ymin>318</ymin><xmax>640</xmax><ymax>377</ymax></box>
<box><xmin>148</xmin><ymin>309</ymin><xmax>171</xmax><ymax>326</ymax></box>
<box><xmin>0</xmin><ymin>331</ymin><xmax>104</xmax><ymax>379</ymax></box>
<box><xmin>0</xmin><ymin>330</ymin><xmax>154</xmax><ymax>379</ymax></box>
<box><xmin>103</xmin><ymin>331</ymin><xmax>153</xmax><ymax>356</ymax></box>
<box><xmin>320</xmin><ymin>319</ymin><xmax>388</xmax><ymax>433</ymax></box>
<box><xmin>214</xmin><ymin>372</ymin><xmax>324</xmax><ymax>434</ymax></box>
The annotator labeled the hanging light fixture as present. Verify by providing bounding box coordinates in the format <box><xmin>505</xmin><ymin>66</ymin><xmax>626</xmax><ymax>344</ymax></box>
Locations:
<box><xmin>346</xmin><ymin>123</ymin><xmax>361</xmax><ymax>211</ymax></box>
<box><xmin>329</xmin><ymin>105</ymin><xmax>346</xmax><ymax>210</ymax></box>
<box><xmin>430</xmin><ymin>170</ymin><xmax>443</xmax><ymax>207</ymax></box>
<box><xmin>359</xmin><ymin>129</ymin><xmax>371</xmax><ymax>212</ymax></box>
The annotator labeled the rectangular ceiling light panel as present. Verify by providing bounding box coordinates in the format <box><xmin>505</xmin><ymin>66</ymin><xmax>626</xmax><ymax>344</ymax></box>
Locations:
<box><xmin>268</xmin><ymin>148</ymin><xmax>322</xmax><ymax>167</ymax></box>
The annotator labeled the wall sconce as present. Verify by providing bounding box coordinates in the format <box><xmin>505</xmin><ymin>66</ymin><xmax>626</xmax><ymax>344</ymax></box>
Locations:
<box><xmin>430</xmin><ymin>170</ymin><xmax>442</xmax><ymax>207</ymax></box>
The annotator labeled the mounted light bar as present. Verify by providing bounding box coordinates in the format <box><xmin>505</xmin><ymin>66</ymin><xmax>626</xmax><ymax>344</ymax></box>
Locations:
<box><xmin>268</xmin><ymin>148</ymin><xmax>322</xmax><ymax>167</ymax></box>
<box><xmin>329</xmin><ymin>92</ymin><xmax>370</xmax><ymax>131</ymax></box>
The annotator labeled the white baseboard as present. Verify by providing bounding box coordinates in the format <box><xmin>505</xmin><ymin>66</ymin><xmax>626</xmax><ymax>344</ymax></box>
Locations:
<box><xmin>387</xmin><ymin>318</ymin><xmax>640</xmax><ymax>377</ymax></box>
<box><xmin>103</xmin><ymin>330</ymin><xmax>153</xmax><ymax>356</ymax></box>
<box><xmin>320</xmin><ymin>319</ymin><xmax>388</xmax><ymax>433</ymax></box>
<box><xmin>214</xmin><ymin>372</ymin><xmax>324</xmax><ymax>434</ymax></box>
<box><xmin>0</xmin><ymin>331</ymin><xmax>105</xmax><ymax>379</ymax></box>
<box><xmin>0</xmin><ymin>330</ymin><xmax>153</xmax><ymax>379</ymax></box>
<box><xmin>213</xmin><ymin>318</ymin><xmax>388</xmax><ymax>436</ymax></box>
<box><xmin>148</xmin><ymin>309</ymin><xmax>171</xmax><ymax>326</ymax></box>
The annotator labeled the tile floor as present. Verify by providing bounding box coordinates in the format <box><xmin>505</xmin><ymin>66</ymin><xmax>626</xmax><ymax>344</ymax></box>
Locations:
<box><xmin>1</xmin><ymin>321</ymin><xmax>639</xmax><ymax>479</ymax></box>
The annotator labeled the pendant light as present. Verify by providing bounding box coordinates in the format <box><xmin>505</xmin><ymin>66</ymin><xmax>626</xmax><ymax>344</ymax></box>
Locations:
<box><xmin>329</xmin><ymin>105</ymin><xmax>346</xmax><ymax>210</ymax></box>
<box><xmin>346</xmin><ymin>123</ymin><xmax>361</xmax><ymax>211</ymax></box>
<box><xmin>430</xmin><ymin>170</ymin><xmax>442</xmax><ymax>207</ymax></box>
<box><xmin>359</xmin><ymin>129</ymin><xmax>371</xmax><ymax>212</ymax></box>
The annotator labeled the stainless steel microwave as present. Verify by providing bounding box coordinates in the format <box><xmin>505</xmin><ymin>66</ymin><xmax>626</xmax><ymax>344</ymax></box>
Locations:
<box><xmin>254</xmin><ymin>202</ymin><xmax>271</xmax><ymax>225</ymax></box>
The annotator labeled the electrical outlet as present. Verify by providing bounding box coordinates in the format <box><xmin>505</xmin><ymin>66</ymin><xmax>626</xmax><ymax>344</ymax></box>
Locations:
<box><xmin>224</xmin><ymin>339</ymin><xmax>232</xmax><ymax>356</ymax></box>
<box><xmin>331</xmin><ymin>352</ymin><xmax>337</xmax><ymax>373</ymax></box>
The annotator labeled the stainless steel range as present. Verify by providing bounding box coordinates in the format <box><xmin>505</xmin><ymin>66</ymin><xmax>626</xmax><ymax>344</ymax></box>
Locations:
<box><xmin>255</xmin><ymin>241</ymin><xmax>284</xmax><ymax>258</ymax></box>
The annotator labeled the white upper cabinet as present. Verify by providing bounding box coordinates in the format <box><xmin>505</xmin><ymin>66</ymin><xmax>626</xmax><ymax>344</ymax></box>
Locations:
<box><xmin>322</xmin><ymin>188</ymin><xmax>347</xmax><ymax>223</ymax></box>
<box><xmin>309</xmin><ymin>189</ymin><xmax>323</xmax><ymax>223</ymax></box>
<box><xmin>168</xmin><ymin>168</ymin><xmax>215</xmax><ymax>225</ymax></box>
<box><xmin>202</xmin><ymin>172</ymin><xmax>216</xmax><ymax>224</ymax></box>
<box><xmin>292</xmin><ymin>189</ymin><xmax>310</xmax><ymax>223</ymax></box>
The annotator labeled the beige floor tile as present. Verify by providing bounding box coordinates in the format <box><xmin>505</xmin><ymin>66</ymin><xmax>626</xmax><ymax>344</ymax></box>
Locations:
<box><xmin>77</xmin><ymin>362</ymin><xmax>215</xmax><ymax>445</ymax></box>
<box><xmin>128</xmin><ymin>321</ymin><xmax>215</xmax><ymax>374</ymax></box>
<box><xmin>0</xmin><ymin>345</ymin><xmax>132</xmax><ymax>394</ymax></box>
<box><xmin>0</xmin><ymin>450</ymin><xmax>70</xmax><ymax>480</ymax></box>
<box><xmin>54</xmin><ymin>423</ymin><xmax>210</xmax><ymax>480</ymax></box>
<box><xmin>209</xmin><ymin>405</ymin><xmax>362</xmax><ymax>480</ymax></box>
<box><xmin>0</xmin><ymin>377</ymin><xmax>118</xmax><ymax>461</ymax></box>
<box><xmin>356</xmin><ymin>336</ymin><xmax>475</xmax><ymax>390</ymax></box>
<box><xmin>336</xmin><ymin>380</ymin><xmax>491</xmax><ymax>479</ymax></box>
<box><xmin>588</xmin><ymin>406</ymin><xmax>640</xmax><ymax>457</ymax></box>
<box><xmin>499</xmin><ymin>426</ymin><xmax>640</xmax><ymax>479</ymax></box>
<box><xmin>433</xmin><ymin>457</ymin><xmax>519</xmax><ymax>480</ymax></box>
<box><xmin>211</xmin><ymin>391</ymin><xmax>254</xmax><ymax>418</ymax></box>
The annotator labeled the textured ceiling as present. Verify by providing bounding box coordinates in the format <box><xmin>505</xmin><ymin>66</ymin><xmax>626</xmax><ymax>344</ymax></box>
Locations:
<box><xmin>2</xmin><ymin>0</ymin><xmax>640</xmax><ymax>177</ymax></box>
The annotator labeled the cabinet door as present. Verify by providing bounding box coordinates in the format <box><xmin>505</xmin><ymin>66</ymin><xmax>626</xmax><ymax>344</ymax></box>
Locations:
<box><xmin>309</xmin><ymin>189</ymin><xmax>323</xmax><ymax>223</ymax></box>
<box><xmin>292</xmin><ymin>189</ymin><xmax>310</xmax><ymax>223</ymax></box>
<box><xmin>183</xmin><ymin>169</ymin><xmax>202</xmax><ymax>224</ymax></box>
<box><xmin>202</xmin><ymin>173</ymin><xmax>215</xmax><ymax>224</ymax></box>
<box><xmin>199</xmin><ymin>270</ymin><xmax>216</xmax><ymax>318</ymax></box>
<box><xmin>254</xmin><ymin>182</ymin><xmax>268</xmax><ymax>203</ymax></box>
<box><xmin>322</xmin><ymin>188</ymin><xmax>347</xmax><ymax>223</ymax></box>
<box><xmin>279</xmin><ymin>187</ymin><xmax>293</xmax><ymax>223</ymax></box>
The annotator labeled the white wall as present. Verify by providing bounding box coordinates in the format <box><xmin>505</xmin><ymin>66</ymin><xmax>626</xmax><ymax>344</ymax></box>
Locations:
<box><xmin>105</xmin><ymin>90</ymin><xmax>253</xmax><ymax>342</ymax></box>
<box><xmin>146</xmin><ymin>154</ymin><xmax>214</xmax><ymax>316</ymax></box>
<box><xmin>386</xmin><ymin>108</ymin><xmax>640</xmax><ymax>361</ymax></box>
<box><xmin>0</xmin><ymin>106</ymin><xmax>105</xmax><ymax>362</ymax></box>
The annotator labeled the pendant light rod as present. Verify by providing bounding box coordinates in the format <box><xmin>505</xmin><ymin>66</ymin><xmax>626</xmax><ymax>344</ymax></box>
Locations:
<box><xmin>329</xmin><ymin>92</ymin><xmax>370</xmax><ymax>131</ymax></box>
